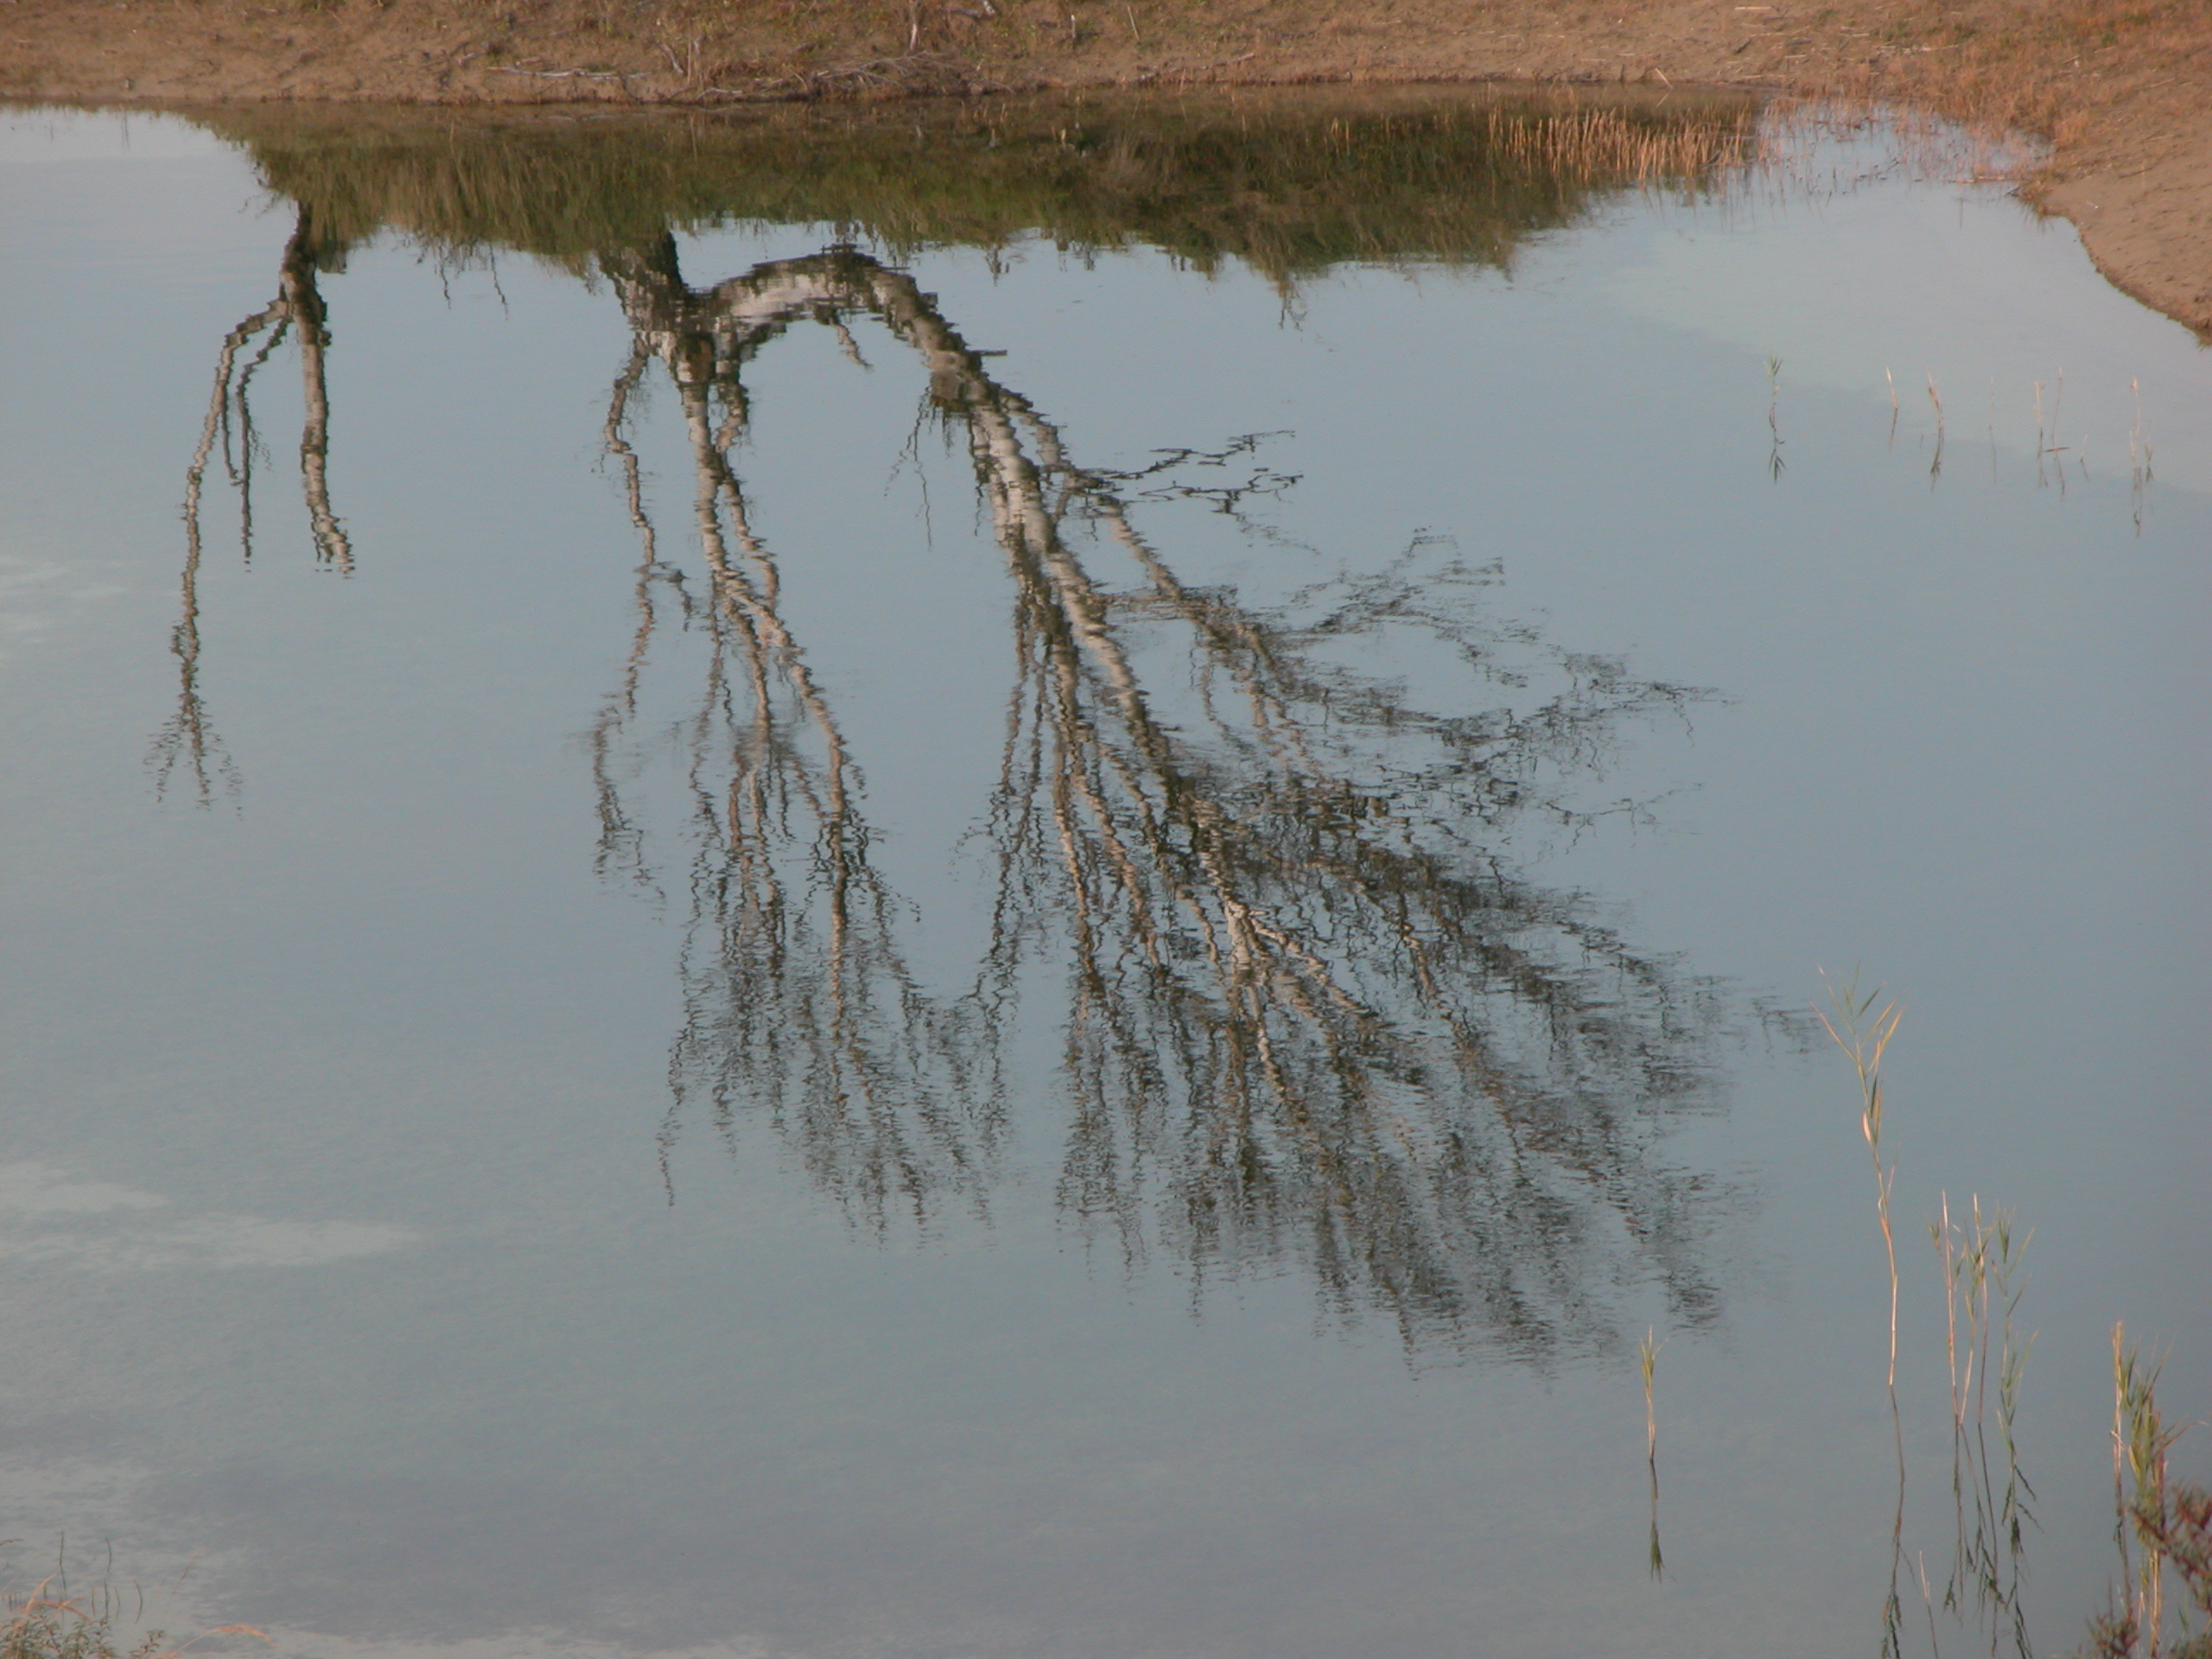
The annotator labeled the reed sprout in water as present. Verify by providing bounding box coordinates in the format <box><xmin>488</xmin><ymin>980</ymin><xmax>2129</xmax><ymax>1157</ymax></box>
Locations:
<box><xmin>1812</xmin><ymin>976</ymin><xmax>2212</xmax><ymax>1659</ymax></box>
<box><xmin>1932</xmin><ymin>1192</ymin><xmax>2037</xmax><ymax>1657</ymax></box>
<box><xmin>1818</xmin><ymin>968</ymin><xmax>1908</xmax><ymax>1658</ymax></box>
<box><xmin>1817</xmin><ymin>968</ymin><xmax>1904</xmax><ymax>1389</ymax></box>
<box><xmin>1766</xmin><ymin>353</ymin><xmax>1786</xmax><ymax>481</ymax></box>
<box><xmin>1926</xmin><ymin>373</ymin><xmax>1946</xmax><ymax>483</ymax></box>
<box><xmin>1820</xmin><ymin>976</ymin><xmax>2046</xmax><ymax>1659</ymax></box>
<box><xmin>1640</xmin><ymin>1325</ymin><xmax>1662</xmax><ymax>1462</ymax></box>
<box><xmin>1641</xmin><ymin>1325</ymin><xmax>1663</xmax><ymax>1580</ymax></box>
<box><xmin>2129</xmin><ymin>376</ymin><xmax>2155</xmax><ymax>534</ymax></box>
<box><xmin>2084</xmin><ymin>1326</ymin><xmax>2212</xmax><ymax>1659</ymax></box>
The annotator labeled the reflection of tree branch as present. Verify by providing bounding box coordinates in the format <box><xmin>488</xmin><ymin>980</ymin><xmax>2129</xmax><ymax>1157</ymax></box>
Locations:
<box><xmin>604</xmin><ymin>240</ymin><xmax>1000</xmax><ymax>1225</ymax></box>
<box><xmin>152</xmin><ymin>299</ymin><xmax>285</xmax><ymax>804</ymax></box>
<box><xmin>224</xmin><ymin>311</ymin><xmax>289</xmax><ymax>564</ymax></box>
<box><xmin>586</xmin><ymin>340</ymin><xmax>687</xmax><ymax>899</ymax></box>
<box><xmin>602</xmin><ymin>243</ymin><xmax>1734</xmax><ymax>1360</ymax></box>
<box><xmin>946</xmin><ymin>336</ymin><xmax>1723</xmax><ymax>1358</ymax></box>
<box><xmin>157</xmin><ymin>207</ymin><xmax>359</xmax><ymax>802</ymax></box>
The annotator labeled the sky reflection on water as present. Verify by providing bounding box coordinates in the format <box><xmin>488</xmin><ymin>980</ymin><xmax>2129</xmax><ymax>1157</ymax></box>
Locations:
<box><xmin>0</xmin><ymin>95</ymin><xmax>2206</xmax><ymax>1659</ymax></box>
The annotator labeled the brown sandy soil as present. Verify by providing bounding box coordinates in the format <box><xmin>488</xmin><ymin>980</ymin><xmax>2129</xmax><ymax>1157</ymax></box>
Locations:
<box><xmin>3</xmin><ymin>0</ymin><xmax>2207</xmax><ymax>338</ymax></box>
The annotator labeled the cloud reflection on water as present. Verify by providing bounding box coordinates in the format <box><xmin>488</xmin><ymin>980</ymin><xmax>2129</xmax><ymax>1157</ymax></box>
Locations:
<box><xmin>0</xmin><ymin>1161</ymin><xmax>420</xmax><ymax>1271</ymax></box>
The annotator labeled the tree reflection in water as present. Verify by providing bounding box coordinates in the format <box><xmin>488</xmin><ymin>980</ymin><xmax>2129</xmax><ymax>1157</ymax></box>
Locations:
<box><xmin>157</xmin><ymin>206</ymin><xmax>351</xmax><ymax>805</ymax></box>
<box><xmin>599</xmin><ymin>238</ymin><xmax>1736</xmax><ymax>1361</ymax></box>
<box><xmin>167</xmin><ymin>92</ymin><xmax>1777</xmax><ymax>1359</ymax></box>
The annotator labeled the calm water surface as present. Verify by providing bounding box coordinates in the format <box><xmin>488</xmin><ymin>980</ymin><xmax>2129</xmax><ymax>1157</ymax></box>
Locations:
<box><xmin>0</xmin><ymin>93</ymin><xmax>2206</xmax><ymax>1659</ymax></box>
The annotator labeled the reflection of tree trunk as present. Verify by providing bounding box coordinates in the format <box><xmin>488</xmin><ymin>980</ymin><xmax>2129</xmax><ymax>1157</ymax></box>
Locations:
<box><xmin>601</xmin><ymin>242</ymin><xmax>1738</xmax><ymax>1360</ymax></box>
<box><xmin>280</xmin><ymin>208</ymin><xmax>351</xmax><ymax>571</ymax></box>
<box><xmin>181</xmin><ymin>205</ymin><xmax>350</xmax><ymax>573</ymax></box>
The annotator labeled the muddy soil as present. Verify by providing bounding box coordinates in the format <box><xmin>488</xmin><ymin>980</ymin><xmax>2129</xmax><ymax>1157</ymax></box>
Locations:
<box><xmin>3</xmin><ymin>0</ymin><xmax>2207</xmax><ymax>339</ymax></box>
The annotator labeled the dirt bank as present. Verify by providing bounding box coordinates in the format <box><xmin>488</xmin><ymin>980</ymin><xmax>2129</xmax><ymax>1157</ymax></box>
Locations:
<box><xmin>4</xmin><ymin>0</ymin><xmax>2208</xmax><ymax>339</ymax></box>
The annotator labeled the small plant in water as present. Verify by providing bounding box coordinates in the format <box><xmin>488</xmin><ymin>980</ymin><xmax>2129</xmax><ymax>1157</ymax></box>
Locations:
<box><xmin>1932</xmin><ymin>1192</ymin><xmax>2038</xmax><ymax>1657</ymax></box>
<box><xmin>1818</xmin><ymin>968</ymin><xmax>1904</xmax><ymax>1388</ymax></box>
<box><xmin>1926</xmin><ymin>372</ymin><xmax>1947</xmax><ymax>482</ymax></box>
<box><xmin>1</xmin><ymin>1573</ymin><xmax>264</xmax><ymax>1659</ymax></box>
<box><xmin>1819</xmin><ymin>967</ymin><xmax>1910</xmax><ymax>1656</ymax></box>
<box><xmin>1639</xmin><ymin>1325</ymin><xmax>1662</xmax><ymax>1462</ymax></box>
<box><xmin>1814</xmin><ymin>976</ymin><xmax>2212</xmax><ymax>1659</ymax></box>
<box><xmin>2128</xmin><ymin>375</ymin><xmax>2154</xmax><ymax>533</ymax></box>
<box><xmin>2083</xmin><ymin>1326</ymin><xmax>2212</xmax><ymax>1659</ymax></box>
<box><xmin>1640</xmin><ymin>1325</ymin><xmax>1664</xmax><ymax>1580</ymax></box>
<box><xmin>1766</xmin><ymin>353</ymin><xmax>1787</xmax><ymax>480</ymax></box>
<box><xmin>1</xmin><ymin>1583</ymin><xmax>169</xmax><ymax>1659</ymax></box>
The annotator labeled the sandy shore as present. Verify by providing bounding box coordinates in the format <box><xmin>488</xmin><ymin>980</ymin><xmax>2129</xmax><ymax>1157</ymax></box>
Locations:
<box><xmin>4</xmin><ymin>0</ymin><xmax>2207</xmax><ymax>338</ymax></box>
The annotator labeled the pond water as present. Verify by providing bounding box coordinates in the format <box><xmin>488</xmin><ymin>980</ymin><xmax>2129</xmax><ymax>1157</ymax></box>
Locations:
<box><xmin>0</xmin><ymin>91</ymin><xmax>2206</xmax><ymax>1659</ymax></box>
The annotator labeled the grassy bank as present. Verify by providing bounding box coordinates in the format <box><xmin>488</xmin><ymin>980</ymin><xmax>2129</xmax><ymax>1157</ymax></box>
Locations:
<box><xmin>4</xmin><ymin>0</ymin><xmax>2209</xmax><ymax>334</ymax></box>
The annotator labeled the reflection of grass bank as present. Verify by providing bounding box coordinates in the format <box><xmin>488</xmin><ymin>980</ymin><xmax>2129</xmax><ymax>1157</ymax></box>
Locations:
<box><xmin>188</xmin><ymin>88</ymin><xmax>1758</xmax><ymax>281</ymax></box>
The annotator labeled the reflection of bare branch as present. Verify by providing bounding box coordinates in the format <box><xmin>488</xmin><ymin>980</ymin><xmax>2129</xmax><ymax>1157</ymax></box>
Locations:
<box><xmin>601</xmin><ymin>242</ymin><xmax>1734</xmax><ymax>1360</ymax></box>
<box><xmin>602</xmin><ymin>239</ymin><xmax>1000</xmax><ymax>1224</ymax></box>
<box><xmin>586</xmin><ymin>341</ymin><xmax>688</xmax><ymax>899</ymax></box>
<box><xmin>225</xmin><ymin>312</ymin><xmax>289</xmax><ymax>563</ymax></box>
<box><xmin>157</xmin><ymin>207</ymin><xmax>360</xmax><ymax>802</ymax></box>
<box><xmin>151</xmin><ymin>300</ymin><xmax>287</xmax><ymax>804</ymax></box>
<box><xmin>927</xmin><ymin>310</ymin><xmax>1724</xmax><ymax>1358</ymax></box>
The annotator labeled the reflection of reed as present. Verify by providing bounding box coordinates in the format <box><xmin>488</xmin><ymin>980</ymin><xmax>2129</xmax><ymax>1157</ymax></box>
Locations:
<box><xmin>605</xmin><ymin>241</ymin><xmax>1735</xmax><ymax>1357</ymax></box>
<box><xmin>1484</xmin><ymin>106</ymin><xmax>1756</xmax><ymax>187</ymax></box>
<box><xmin>1819</xmin><ymin>976</ymin><xmax>1910</xmax><ymax>1656</ymax></box>
<box><xmin>1642</xmin><ymin>1327</ymin><xmax>1663</xmax><ymax>1578</ymax></box>
<box><xmin>1934</xmin><ymin>1194</ymin><xmax>2037</xmax><ymax>1658</ymax></box>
